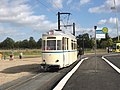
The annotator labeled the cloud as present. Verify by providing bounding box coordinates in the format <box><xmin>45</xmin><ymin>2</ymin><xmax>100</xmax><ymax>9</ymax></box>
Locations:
<box><xmin>66</xmin><ymin>0</ymin><xmax>91</xmax><ymax>11</ymax></box>
<box><xmin>97</xmin><ymin>17</ymin><xmax>119</xmax><ymax>38</ymax></box>
<box><xmin>80</xmin><ymin>0</ymin><xmax>91</xmax><ymax>5</ymax></box>
<box><xmin>67</xmin><ymin>0</ymin><xmax>73</xmax><ymax>5</ymax></box>
<box><xmin>98</xmin><ymin>17</ymin><xmax>117</xmax><ymax>25</ymax></box>
<box><xmin>97</xmin><ymin>19</ymin><xmax>107</xmax><ymax>25</ymax></box>
<box><xmin>88</xmin><ymin>0</ymin><xmax>120</xmax><ymax>13</ymax></box>
<box><xmin>0</xmin><ymin>0</ymin><xmax>59</xmax><ymax>41</ymax></box>
<box><xmin>48</xmin><ymin>0</ymin><xmax>64</xmax><ymax>9</ymax></box>
<box><xmin>0</xmin><ymin>0</ymin><xmax>57</xmax><ymax>33</ymax></box>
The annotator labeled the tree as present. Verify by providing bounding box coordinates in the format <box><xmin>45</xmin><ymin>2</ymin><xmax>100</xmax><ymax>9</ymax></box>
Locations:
<box><xmin>36</xmin><ymin>38</ymin><xmax>42</xmax><ymax>49</ymax></box>
<box><xmin>108</xmin><ymin>38</ymin><xmax>113</xmax><ymax>47</ymax></box>
<box><xmin>14</xmin><ymin>41</ymin><xmax>21</xmax><ymax>48</ymax></box>
<box><xmin>82</xmin><ymin>33</ymin><xmax>91</xmax><ymax>48</ymax></box>
<box><xmin>29</xmin><ymin>37</ymin><xmax>36</xmax><ymax>49</ymax></box>
<box><xmin>76</xmin><ymin>33</ymin><xmax>94</xmax><ymax>49</ymax></box>
<box><xmin>100</xmin><ymin>41</ymin><xmax>108</xmax><ymax>48</ymax></box>
<box><xmin>76</xmin><ymin>34</ymin><xmax>83</xmax><ymax>48</ymax></box>
<box><xmin>20</xmin><ymin>39</ymin><xmax>29</xmax><ymax>48</ymax></box>
<box><xmin>1</xmin><ymin>37</ymin><xmax>15</xmax><ymax>49</ymax></box>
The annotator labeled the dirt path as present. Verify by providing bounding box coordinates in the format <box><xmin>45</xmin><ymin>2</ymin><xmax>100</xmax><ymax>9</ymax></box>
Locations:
<box><xmin>0</xmin><ymin>57</ymin><xmax>42</xmax><ymax>85</ymax></box>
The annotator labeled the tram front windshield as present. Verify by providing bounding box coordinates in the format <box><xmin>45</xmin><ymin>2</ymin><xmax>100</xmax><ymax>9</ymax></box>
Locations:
<box><xmin>47</xmin><ymin>40</ymin><xmax>56</xmax><ymax>50</ymax></box>
<box><xmin>42</xmin><ymin>40</ymin><xmax>62</xmax><ymax>50</ymax></box>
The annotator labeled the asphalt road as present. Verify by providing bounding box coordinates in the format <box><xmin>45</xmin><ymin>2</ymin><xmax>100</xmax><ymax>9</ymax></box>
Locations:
<box><xmin>105</xmin><ymin>54</ymin><xmax>120</xmax><ymax>69</ymax></box>
<box><xmin>1</xmin><ymin>56</ymin><xmax>80</xmax><ymax>90</ymax></box>
<box><xmin>63</xmin><ymin>54</ymin><xmax>120</xmax><ymax>90</ymax></box>
<box><xmin>2</xmin><ymin>54</ymin><xmax>120</xmax><ymax>90</ymax></box>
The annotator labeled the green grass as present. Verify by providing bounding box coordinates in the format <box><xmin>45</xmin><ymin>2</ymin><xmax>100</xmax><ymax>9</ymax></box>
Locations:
<box><xmin>84</xmin><ymin>48</ymin><xmax>107</xmax><ymax>54</ymax></box>
<box><xmin>0</xmin><ymin>49</ymin><xmax>42</xmax><ymax>59</ymax></box>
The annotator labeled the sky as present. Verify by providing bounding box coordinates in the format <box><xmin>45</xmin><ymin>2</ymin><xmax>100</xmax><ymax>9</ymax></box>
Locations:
<box><xmin>0</xmin><ymin>0</ymin><xmax>120</xmax><ymax>42</ymax></box>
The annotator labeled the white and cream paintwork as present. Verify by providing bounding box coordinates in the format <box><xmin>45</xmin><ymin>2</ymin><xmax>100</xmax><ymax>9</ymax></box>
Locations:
<box><xmin>42</xmin><ymin>30</ymin><xmax>77</xmax><ymax>68</ymax></box>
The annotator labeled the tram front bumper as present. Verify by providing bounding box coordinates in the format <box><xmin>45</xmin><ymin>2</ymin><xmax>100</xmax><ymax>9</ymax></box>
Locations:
<box><xmin>40</xmin><ymin>64</ymin><xmax>60</xmax><ymax>71</ymax></box>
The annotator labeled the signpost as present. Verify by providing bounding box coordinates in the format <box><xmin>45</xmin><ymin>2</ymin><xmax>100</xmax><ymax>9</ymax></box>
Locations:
<box><xmin>94</xmin><ymin>26</ymin><xmax>108</xmax><ymax>72</ymax></box>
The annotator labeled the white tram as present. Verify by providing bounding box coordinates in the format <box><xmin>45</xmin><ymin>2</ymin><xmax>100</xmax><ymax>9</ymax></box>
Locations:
<box><xmin>41</xmin><ymin>30</ymin><xmax>77</xmax><ymax>70</ymax></box>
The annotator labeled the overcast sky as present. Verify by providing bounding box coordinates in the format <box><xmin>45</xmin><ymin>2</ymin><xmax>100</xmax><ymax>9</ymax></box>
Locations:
<box><xmin>0</xmin><ymin>0</ymin><xmax>120</xmax><ymax>41</ymax></box>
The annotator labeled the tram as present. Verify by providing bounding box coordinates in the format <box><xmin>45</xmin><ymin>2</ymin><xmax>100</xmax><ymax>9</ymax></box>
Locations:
<box><xmin>41</xmin><ymin>30</ymin><xmax>77</xmax><ymax>71</ymax></box>
<box><xmin>112</xmin><ymin>43</ymin><xmax>120</xmax><ymax>52</ymax></box>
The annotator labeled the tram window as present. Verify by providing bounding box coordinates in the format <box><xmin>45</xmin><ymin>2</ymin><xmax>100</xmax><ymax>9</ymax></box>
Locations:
<box><xmin>62</xmin><ymin>37</ymin><xmax>66</xmax><ymax>50</ymax></box>
<box><xmin>71</xmin><ymin>42</ymin><xmax>73</xmax><ymax>50</ymax></box>
<box><xmin>67</xmin><ymin>38</ymin><xmax>68</xmax><ymax>50</ymax></box>
<box><xmin>62</xmin><ymin>37</ymin><xmax>64</xmax><ymax>50</ymax></box>
<box><xmin>75</xmin><ymin>43</ymin><xmax>77</xmax><ymax>49</ymax></box>
<box><xmin>57</xmin><ymin>40</ymin><xmax>61</xmax><ymax>50</ymax></box>
<box><xmin>47</xmin><ymin>37</ymin><xmax>56</xmax><ymax>39</ymax></box>
<box><xmin>117</xmin><ymin>46</ymin><xmax>119</xmax><ymax>49</ymax></box>
<box><xmin>42</xmin><ymin>40</ymin><xmax>45</xmax><ymax>50</ymax></box>
<box><xmin>47</xmin><ymin>40</ymin><xmax>56</xmax><ymax>50</ymax></box>
<box><xmin>74</xmin><ymin>43</ymin><xmax>75</xmax><ymax>50</ymax></box>
<box><xmin>64</xmin><ymin>37</ymin><xmax>67</xmax><ymax>50</ymax></box>
<box><xmin>113</xmin><ymin>44</ymin><xmax>116</xmax><ymax>49</ymax></box>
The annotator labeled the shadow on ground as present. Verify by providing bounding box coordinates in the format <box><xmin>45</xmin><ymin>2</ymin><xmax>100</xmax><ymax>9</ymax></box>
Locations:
<box><xmin>0</xmin><ymin>64</ymin><xmax>42</xmax><ymax>74</ymax></box>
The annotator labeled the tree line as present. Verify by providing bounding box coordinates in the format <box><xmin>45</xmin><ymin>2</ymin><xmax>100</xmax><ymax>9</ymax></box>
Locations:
<box><xmin>0</xmin><ymin>33</ymin><xmax>119</xmax><ymax>49</ymax></box>
<box><xmin>0</xmin><ymin>37</ymin><xmax>42</xmax><ymax>49</ymax></box>
<box><xmin>76</xmin><ymin>33</ymin><xmax>119</xmax><ymax>49</ymax></box>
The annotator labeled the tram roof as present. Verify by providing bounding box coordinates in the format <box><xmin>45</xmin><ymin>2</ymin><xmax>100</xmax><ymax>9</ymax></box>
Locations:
<box><xmin>42</xmin><ymin>30</ymin><xmax>76</xmax><ymax>39</ymax></box>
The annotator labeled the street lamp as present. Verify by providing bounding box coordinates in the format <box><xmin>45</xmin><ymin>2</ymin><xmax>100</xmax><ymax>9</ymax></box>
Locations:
<box><xmin>111</xmin><ymin>0</ymin><xmax>119</xmax><ymax>41</ymax></box>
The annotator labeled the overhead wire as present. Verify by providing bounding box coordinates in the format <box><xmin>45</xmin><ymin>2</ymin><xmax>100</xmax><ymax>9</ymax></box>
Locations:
<box><xmin>37</xmin><ymin>0</ymin><xmax>68</xmax><ymax>28</ymax></box>
<box><xmin>47</xmin><ymin>0</ymin><xmax>72</xmax><ymax>28</ymax></box>
<box><xmin>34</xmin><ymin>0</ymin><xmax>74</xmax><ymax>30</ymax></box>
<box><xmin>36</xmin><ymin>0</ymin><xmax>56</xmax><ymax>14</ymax></box>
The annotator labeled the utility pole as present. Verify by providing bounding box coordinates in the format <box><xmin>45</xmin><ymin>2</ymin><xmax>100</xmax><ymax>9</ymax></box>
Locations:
<box><xmin>58</xmin><ymin>12</ymin><xmax>60</xmax><ymax>30</ymax></box>
<box><xmin>73</xmin><ymin>23</ymin><xmax>75</xmax><ymax>36</ymax></box>
<box><xmin>113</xmin><ymin>0</ymin><xmax>119</xmax><ymax>41</ymax></box>
<box><xmin>111</xmin><ymin>0</ymin><xmax>119</xmax><ymax>41</ymax></box>
<box><xmin>94</xmin><ymin>26</ymin><xmax>97</xmax><ymax>72</ymax></box>
<box><xmin>57</xmin><ymin>12</ymin><xmax>71</xmax><ymax>31</ymax></box>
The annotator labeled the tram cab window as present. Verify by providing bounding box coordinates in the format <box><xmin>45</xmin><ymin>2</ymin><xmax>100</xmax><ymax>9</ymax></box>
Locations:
<box><xmin>47</xmin><ymin>40</ymin><xmax>56</xmax><ymax>50</ymax></box>
<box><xmin>57</xmin><ymin>40</ymin><xmax>61</xmax><ymax>50</ymax></box>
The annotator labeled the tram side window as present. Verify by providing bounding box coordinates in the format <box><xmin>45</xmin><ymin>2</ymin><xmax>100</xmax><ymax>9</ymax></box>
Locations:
<box><xmin>67</xmin><ymin>38</ymin><xmax>69</xmax><ymax>50</ymax></box>
<box><xmin>75</xmin><ymin>42</ymin><xmax>77</xmax><ymax>50</ymax></box>
<box><xmin>47</xmin><ymin>40</ymin><xmax>56</xmax><ymax>50</ymax></box>
<box><xmin>113</xmin><ymin>44</ymin><xmax>116</xmax><ymax>49</ymax></box>
<box><xmin>57</xmin><ymin>40</ymin><xmax>61</xmax><ymax>50</ymax></box>
<box><xmin>117</xmin><ymin>46</ymin><xmax>119</xmax><ymax>49</ymax></box>
<box><xmin>62</xmin><ymin>37</ymin><xmax>68</xmax><ymax>50</ymax></box>
<box><xmin>71</xmin><ymin>42</ymin><xmax>73</xmax><ymax>50</ymax></box>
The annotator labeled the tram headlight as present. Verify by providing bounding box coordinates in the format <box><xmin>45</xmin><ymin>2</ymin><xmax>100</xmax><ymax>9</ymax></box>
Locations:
<box><xmin>43</xmin><ymin>60</ymin><xmax>46</xmax><ymax>64</ymax></box>
<box><xmin>56</xmin><ymin>60</ymin><xmax>59</xmax><ymax>62</ymax></box>
<box><xmin>43</xmin><ymin>60</ymin><xmax>45</xmax><ymax>62</ymax></box>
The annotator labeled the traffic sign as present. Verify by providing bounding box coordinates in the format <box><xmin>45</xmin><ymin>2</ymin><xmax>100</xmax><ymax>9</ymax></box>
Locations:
<box><xmin>96</xmin><ymin>30</ymin><xmax>105</xmax><ymax>38</ymax></box>
<box><xmin>102</xmin><ymin>27</ymin><xmax>108</xmax><ymax>34</ymax></box>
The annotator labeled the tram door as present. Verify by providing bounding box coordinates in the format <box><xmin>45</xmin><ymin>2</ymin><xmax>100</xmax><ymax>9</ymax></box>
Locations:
<box><xmin>62</xmin><ymin>37</ymin><xmax>69</xmax><ymax>67</ymax></box>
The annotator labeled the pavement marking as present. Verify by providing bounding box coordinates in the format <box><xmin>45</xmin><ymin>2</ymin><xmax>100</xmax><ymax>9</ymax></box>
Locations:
<box><xmin>102</xmin><ymin>56</ymin><xmax>120</xmax><ymax>74</ymax></box>
<box><xmin>53</xmin><ymin>57</ymin><xmax>88</xmax><ymax>90</ymax></box>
